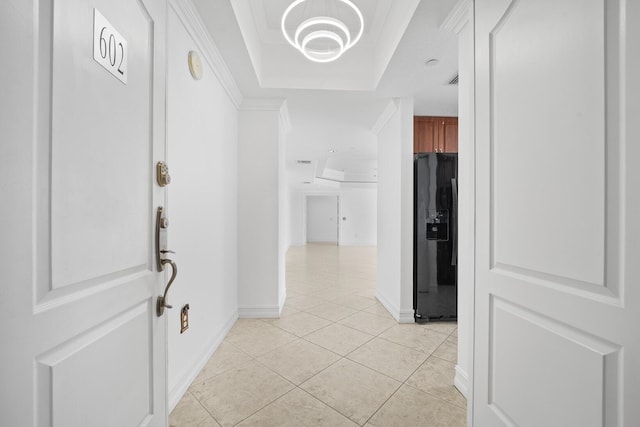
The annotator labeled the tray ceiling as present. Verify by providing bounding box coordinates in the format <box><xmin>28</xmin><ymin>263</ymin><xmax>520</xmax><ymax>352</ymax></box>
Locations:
<box><xmin>230</xmin><ymin>0</ymin><xmax>420</xmax><ymax>90</ymax></box>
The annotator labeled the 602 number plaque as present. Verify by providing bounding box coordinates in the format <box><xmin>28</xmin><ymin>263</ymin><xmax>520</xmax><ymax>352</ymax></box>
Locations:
<box><xmin>93</xmin><ymin>9</ymin><xmax>128</xmax><ymax>84</ymax></box>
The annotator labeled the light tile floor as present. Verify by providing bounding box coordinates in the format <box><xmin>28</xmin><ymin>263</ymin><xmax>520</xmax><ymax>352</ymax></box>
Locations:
<box><xmin>170</xmin><ymin>244</ymin><xmax>466</xmax><ymax>427</ymax></box>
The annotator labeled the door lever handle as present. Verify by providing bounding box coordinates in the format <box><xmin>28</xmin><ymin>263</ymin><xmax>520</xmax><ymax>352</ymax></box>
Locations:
<box><xmin>157</xmin><ymin>258</ymin><xmax>177</xmax><ymax>316</ymax></box>
<box><xmin>155</xmin><ymin>206</ymin><xmax>178</xmax><ymax>316</ymax></box>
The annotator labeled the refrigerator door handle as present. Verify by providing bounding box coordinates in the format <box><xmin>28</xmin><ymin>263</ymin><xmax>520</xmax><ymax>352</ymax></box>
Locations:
<box><xmin>451</xmin><ymin>178</ymin><xmax>458</xmax><ymax>266</ymax></box>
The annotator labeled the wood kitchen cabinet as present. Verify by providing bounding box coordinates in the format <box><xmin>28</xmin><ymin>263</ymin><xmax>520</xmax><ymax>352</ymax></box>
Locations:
<box><xmin>414</xmin><ymin>116</ymin><xmax>458</xmax><ymax>153</ymax></box>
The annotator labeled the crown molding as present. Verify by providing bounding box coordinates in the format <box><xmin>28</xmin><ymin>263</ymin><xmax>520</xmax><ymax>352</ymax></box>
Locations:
<box><xmin>169</xmin><ymin>0</ymin><xmax>244</xmax><ymax>108</ymax></box>
<box><xmin>239</xmin><ymin>98</ymin><xmax>284</xmax><ymax>111</ymax></box>
<box><xmin>239</xmin><ymin>98</ymin><xmax>291</xmax><ymax>133</ymax></box>
<box><xmin>441</xmin><ymin>0</ymin><xmax>472</xmax><ymax>34</ymax></box>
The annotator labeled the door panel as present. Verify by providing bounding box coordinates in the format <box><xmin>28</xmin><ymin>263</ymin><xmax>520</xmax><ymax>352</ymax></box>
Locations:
<box><xmin>489</xmin><ymin>298</ymin><xmax>618</xmax><ymax>426</ymax></box>
<box><xmin>51</xmin><ymin>0</ymin><xmax>153</xmax><ymax>289</ymax></box>
<box><xmin>474</xmin><ymin>0</ymin><xmax>638</xmax><ymax>425</ymax></box>
<box><xmin>1</xmin><ymin>0</ymin><xmax>168</xmax><ymax>425</ymax></box>
<box><xmin>37</xmin><ymin>303</ymin><xmax>152</xmax><ymax>426</ymax></box>
<box><xmin>490</xmin><ymin>0</ymin><xmax>605</xmax><ymax>287</ymax></box>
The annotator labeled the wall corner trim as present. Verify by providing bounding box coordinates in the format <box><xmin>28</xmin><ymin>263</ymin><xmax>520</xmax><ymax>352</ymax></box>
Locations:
<box><xmin>240</xmin><ymin>98</ymin><xmax>291</xmax><ymax>133</ymax></box>
<box><xmin>440</xmin><ymin>0</ymin><xmax>472</xmax><ymax>34</ymax></box>
<box><xmin>454</xmin><ymin>364</ymin><xmax>470</xmax><ymax>399</ymax></box>
<box><xmin>278</xmin><ymin>289</ymin><xmax>287</xmax><ymax>315</ymax></box>
<box><xmin>371</xmin><ymin>99</ymin><xmax>399</xmax><ymax>135</ymax></box>
<box><xmin>169</xmin><ymin>0</ymin><xmax>244</xmax><ymax>108</ymax></box>
<box><xmin>375</xmin><ymin>292</ymin><xmax>400</xmax><ymax>322</ymax></box>
<box><xmin>398</xmin><ymin>309</ymin><xmax>416</xmax><ymax>324</ymax></box>
<box><xmin>279</xmin><ymin>100</ymin><xmax>292</xmax><ymax>134</ymax></box>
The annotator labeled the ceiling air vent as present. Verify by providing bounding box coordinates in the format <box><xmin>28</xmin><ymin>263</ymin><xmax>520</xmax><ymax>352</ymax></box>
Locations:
<box><xmin>448</xmin><ymin>74</ymin><xmax>459</xmax><ymax>85</ymax></box>
<box><xmin>297</xmin><ymin>160</ymin><xmax>312</xmax><ymax>164</ymax></box>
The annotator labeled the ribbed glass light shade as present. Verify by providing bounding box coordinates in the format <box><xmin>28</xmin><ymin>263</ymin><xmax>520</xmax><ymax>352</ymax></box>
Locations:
<box><xmin>281</xmin><ymin>0</ymin><xmax>364</xmax><ymax>63</ymax></box>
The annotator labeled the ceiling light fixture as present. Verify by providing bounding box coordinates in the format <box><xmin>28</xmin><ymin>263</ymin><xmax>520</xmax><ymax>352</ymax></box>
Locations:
<box><xmin>282</xmin><ymin>0</ymin><xmax>364</xmax><ymax>63</ymax></box>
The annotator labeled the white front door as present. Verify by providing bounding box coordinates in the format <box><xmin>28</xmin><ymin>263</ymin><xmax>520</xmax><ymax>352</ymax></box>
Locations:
<box><xmin>473</xmin><ymin>0</ymin><xmax>639</xmax><ymax>425</ymax></box>
<box><xmin>1</xmin><ymin>0</ymin><xmax>169</xmax><ymax>425</ymax></box>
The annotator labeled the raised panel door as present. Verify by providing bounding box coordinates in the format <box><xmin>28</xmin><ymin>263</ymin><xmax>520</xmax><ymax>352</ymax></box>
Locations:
<box><xmin>0</xmin><ymin>0</ymin><xmax>168</xmax><ymax>425</ymax></box>
<box><xmin>473</xmin><ymin>0</ymin><xmax>639</xmax><ymax>424</ymax></box>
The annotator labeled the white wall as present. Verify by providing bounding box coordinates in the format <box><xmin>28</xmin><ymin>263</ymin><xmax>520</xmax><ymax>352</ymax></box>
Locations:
<box><xmin>288</xmin><ymin>188</ymin><xmax>305</xmax><ymax>246</ymax></box>
<box><xmin>237</xmin><ymin>101</ymin><xmax>288</xmax><ymax>318</ymax></box>
<box><xmin>307</xmin><ymin>195</ymin><xmax>339</xmax><ymax>243</ymax></box>
<box><xmin>375</xmin><ymin>99</ymin><xmax>415</xmax><ymax>323</ymax></box>
<box><xmin>446</xmin><ymin>0</ymin><xmax>474</xmax><ymax>402</ymax></box>
<box><xmin>398</xmin><ymin>99</ymin><xmax>415</xmax><ymax>318</ymax></box>
<box><xmin>167</xmin><ymin>4</ymin><xmax>239</xmax><ymax>410</ymax></box>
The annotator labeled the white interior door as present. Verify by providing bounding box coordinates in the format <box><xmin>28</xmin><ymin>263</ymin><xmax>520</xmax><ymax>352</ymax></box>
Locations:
<box><xmin>306</xmin><ymin>195</ymin><xmax>339</xmax><ymax>244</ymax></box>
<box><xmin>473</xmin><ymin>0</ymin><xmax>639</xmax><ymax>425</ymax></box>
<box><xmin>1</xmin><ymin>0</ymin><xmax>168</xmax><ymax>425</ymax></box>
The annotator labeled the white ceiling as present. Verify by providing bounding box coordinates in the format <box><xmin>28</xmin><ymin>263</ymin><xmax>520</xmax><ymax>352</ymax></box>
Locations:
<box><xmin>190</xmin><ymin>0</ymin><xmax>460</xmax><ymax>190</ymax></box>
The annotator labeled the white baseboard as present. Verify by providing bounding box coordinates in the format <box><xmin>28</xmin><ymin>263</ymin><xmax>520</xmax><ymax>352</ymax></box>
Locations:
<box><xmin>454</xmin><ymin>364</ymin><xmax>469</xmax><ymax>399</ymax></box>
<box><xmin>238</xmin><ymin>305</ymin><xmax>281</xmax><ymax>318</ymax></box>
<box><xmin>375</xmin><ymin>292</ymin><xmax>399</xmax><ymax>321</ymax></box>
<box><xmin>398</xmin><ymin>309</ymin><xmax>415</xmax><ymax>324</ymax></box>
<box><xmin>168</xmin><ymin>309</ymin><xmax>238</xmax><ymax>412</ymax></box>
<box><xmin>375</xmin><ymin>292</ymin><xmax>415</xmax><ymax>324</ymax></box>
<box><xmin>338</xmin><ymin>241</ymin><xmax>378</xmax><ymax>246</ymax></box>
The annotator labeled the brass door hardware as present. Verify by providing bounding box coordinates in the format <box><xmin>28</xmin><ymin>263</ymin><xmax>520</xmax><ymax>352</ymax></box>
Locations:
<box><xmin>157</xmin><ymin>258</ymin><xmax>177</xmax><ymax>316</ymax></box>
<box><xmin>156</xmin><ymin>161</ymin><xmax>171</xmax><ymax>187</ymax></box>
<box><xmin>155</xmin><ymin>206</ymin><xmax>178</xmax><ymax>316</ymax></box>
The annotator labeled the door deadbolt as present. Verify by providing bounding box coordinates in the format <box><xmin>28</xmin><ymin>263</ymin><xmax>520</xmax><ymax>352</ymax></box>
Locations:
<box><xmin>156</xmin><ymin>161</ymin><xmax>171</xmax><ymax>187</ymax></box>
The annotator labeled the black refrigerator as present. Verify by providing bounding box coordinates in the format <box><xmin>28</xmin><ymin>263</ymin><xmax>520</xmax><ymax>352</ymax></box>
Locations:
<box><xmin>413</xmin><ymin>153</ymin><xmax>458</xmax><ymax>323</ymax></box>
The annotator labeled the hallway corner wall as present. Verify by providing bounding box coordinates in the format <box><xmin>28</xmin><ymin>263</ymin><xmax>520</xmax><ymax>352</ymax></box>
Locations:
<box><xmin>237</xmin><ymin>100</ymin><xmax>288</xmax><ymax>318</ymax></box>
<box><xmin>444</xmin><ymin>0</ymin><xmax>474</xmax><ymax>400</ymax></box>
<box><xmin>167</xmin><ymin>2</ymin><xmax>240</xmax><ymax>411</ymax></box>
<box><xmin>374</xmin><ymin>98</ymin><xmax>415</xmax><ymax>323</ymax></box>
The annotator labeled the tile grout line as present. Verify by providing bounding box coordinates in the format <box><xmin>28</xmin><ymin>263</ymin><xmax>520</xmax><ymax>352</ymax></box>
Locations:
<box><xmin>294</xmin><ymin>386</ymin><xmax>358</xmax><ymax>425</ymax></box>
<box><xmin>172</xmin><ymin>244</ymin><xmax>464</xmax><ymax>426</ymax></box>
<box><xmin>228</xmin><ymin>384</ymin><xmax>295</xmax><ymax>426</ymax></box>
<box><xmin>361</xmin><ymin>380</ymin><xmax>404</xmax><ymax>426</ymax></box>
<box><xmin>179</xmin><ymin>390</ymin><xmax>223</xmax><ymax>427</ymax></box>
<box><xmin>402</xmin><ymin>380</ymin><xmax>468</xmax><ymax>410</ymax></box>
